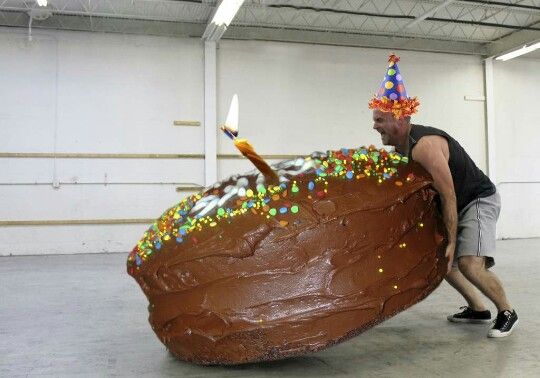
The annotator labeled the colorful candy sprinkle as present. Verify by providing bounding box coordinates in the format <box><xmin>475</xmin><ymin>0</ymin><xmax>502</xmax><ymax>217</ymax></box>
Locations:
<box><xmin>128</xmin><ymin>145</ymin><xmax>410</xmax><ymax>269</ymax></box>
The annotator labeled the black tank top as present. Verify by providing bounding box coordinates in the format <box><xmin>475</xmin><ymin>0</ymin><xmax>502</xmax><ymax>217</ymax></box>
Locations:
<box><xmin>408</xmin><ymin>124</ymin><xmax>496</xmax><ymax>212</ymax></box>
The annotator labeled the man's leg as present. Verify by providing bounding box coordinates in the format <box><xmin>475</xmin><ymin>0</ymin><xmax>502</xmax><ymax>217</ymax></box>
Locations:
<box><xmin>445</xmin><ymin>267</ymin><xmax>488</xmax><ymax>311</ymax></box>
<box><xmin>457</xmin><ymin>256</ymin><xmax>512</xmax><ymax>312</ymax></box>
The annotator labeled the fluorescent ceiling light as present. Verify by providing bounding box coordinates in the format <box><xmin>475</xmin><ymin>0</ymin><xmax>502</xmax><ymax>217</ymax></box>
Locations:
<box><xmin>211</xmin><ymin>0</ymin><xmax>245</xmax><ymax>27</ymax></box>
<box><xmin>496</xmin><ymin>42</ymin><xmax>540</xmax><ymax>61</ymax></box>
<box><xmin>36</xmin><ymin>0</ymin><xmax>47</xmax><ymax>6</ymax></box>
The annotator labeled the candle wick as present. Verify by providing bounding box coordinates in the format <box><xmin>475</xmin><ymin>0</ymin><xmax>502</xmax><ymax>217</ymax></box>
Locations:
<box><xmin>220</xmin><ymin>125</ymin><xmax>237</xmax><ymax>140</ymax></box>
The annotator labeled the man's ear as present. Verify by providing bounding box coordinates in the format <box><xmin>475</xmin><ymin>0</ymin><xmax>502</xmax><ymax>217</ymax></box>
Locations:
<box><xmin>397</xmin><ymin>117</ymin><xmax>409</xmax><ymax>128</ymax></box>
<box><xmin>397</xmin><ymin>116</ymin><xmax>411</xmax><ymax>130</ymax></box>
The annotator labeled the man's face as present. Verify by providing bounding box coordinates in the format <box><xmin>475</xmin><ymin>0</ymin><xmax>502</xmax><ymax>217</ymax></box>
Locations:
<box><xmin>372</xmin><ymin>109</ymin><xmax>400</xmax><ymax>146</ymax></box>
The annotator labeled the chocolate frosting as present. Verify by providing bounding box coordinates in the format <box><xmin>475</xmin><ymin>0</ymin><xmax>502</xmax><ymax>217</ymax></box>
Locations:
<box><xmin>127</xmin><ymin>147</ymin><xmax>447</xmax><ymax>365</ymax></box>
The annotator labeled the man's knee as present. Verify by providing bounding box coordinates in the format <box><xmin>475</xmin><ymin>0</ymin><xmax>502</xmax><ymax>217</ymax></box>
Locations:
<box><xmin>458</xmin><ymin>256</ymin><xmax>485</xmax><ymax>277</ymax></box>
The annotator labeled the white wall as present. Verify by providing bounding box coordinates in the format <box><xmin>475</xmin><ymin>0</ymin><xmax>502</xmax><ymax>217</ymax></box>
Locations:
<box><xmin>0</xmin><ymin>29</ymin><xmax>205</xmax><ymax>255</ymax></box>
<box><xmin>493</xmin><ymin>57</ymin><xmax>540</xmax><ymax>239</ymax></box>
<box><xmin>2</xmin><ymin>26</ymin><xmax>525</xmax><ymax>256</ymax></box>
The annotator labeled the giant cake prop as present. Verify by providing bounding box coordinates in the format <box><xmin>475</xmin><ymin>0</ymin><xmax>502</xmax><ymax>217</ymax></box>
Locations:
<box><xmin>127</xmin><ymin>133</ymin><xmax>447</xmax><ymax>365</ymax></box>
<box><xmin>128</xmin><ymin>63</ymin><xmax>446</xmax><ymax>363</ymax></box>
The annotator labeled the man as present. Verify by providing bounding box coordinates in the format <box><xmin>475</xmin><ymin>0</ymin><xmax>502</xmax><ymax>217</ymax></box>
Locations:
<box><xmin>368</xmin><ymin>55</ymin><xmax>518</xmax><ymax>338</ymax></box>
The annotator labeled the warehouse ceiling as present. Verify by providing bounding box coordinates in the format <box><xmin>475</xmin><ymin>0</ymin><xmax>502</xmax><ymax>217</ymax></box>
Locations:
<box><xmin>0</xmin><ymin>0</ymin><xmax>539</xmax><ymax>56</ymax></box>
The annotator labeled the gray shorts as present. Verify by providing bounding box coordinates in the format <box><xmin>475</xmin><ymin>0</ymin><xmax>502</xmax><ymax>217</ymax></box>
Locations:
<box><xmin>454</xmin><ymin>191</ymin><xmax>501</xmax><ymax>269</ymax></box>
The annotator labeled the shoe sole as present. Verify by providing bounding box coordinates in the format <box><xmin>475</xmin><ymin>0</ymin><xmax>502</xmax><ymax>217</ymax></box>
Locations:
<box><xmin>447</xmin><ymin>316</ymin><xmax>492</xmax><ymax>324</ymax></box>
<box><xmin>487</xmin><ymin>319</ymin><xmax>519</xmax><ymax>338</ymax></box>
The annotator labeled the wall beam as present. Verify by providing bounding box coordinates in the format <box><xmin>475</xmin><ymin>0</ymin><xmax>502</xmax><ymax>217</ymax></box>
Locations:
<box><xmin>484</xmin><ymin>57</ymin><xmax>497</xmax><ymax>185</ymax></box>
<box><xmin>204</xmin><ymin>40</ymin><xmax>218</xmax><ymax>186</ymax></box>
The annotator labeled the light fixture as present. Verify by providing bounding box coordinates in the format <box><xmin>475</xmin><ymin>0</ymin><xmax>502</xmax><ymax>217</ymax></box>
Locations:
<box><xmin>495</xmin><ymin>42</ymin><xmax>540</xmax><ymax>61</ymax></box>
<box><xmin>27</xmin><ymin>3</ymin><xmax>52</xmax><ymax>41</ymax></box>
<box><xmin>203</xmin><ymin>0</ymin><xmax>245</xmax><ymax>41</ymax></box>
<box><xmin>212</xmin><ymin>0</ymin><xmax>245</xmax><ymax>26</ymax></box>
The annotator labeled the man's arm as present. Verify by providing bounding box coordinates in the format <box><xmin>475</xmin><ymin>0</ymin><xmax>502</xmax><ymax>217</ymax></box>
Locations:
<box><xmin>411</xmin><ymin>136</ymin><xmax>457</xmax><ymax>273</ymax></box>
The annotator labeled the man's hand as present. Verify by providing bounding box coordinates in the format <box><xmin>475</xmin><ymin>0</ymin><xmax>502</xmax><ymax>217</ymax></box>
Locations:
<box><xmin>445</xmin><ymin>243</ymin><xmax>455</xmax><ymax>274</ymax></box>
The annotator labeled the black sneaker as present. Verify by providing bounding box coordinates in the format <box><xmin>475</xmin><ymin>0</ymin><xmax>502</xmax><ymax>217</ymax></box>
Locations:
<box><xmin>447</xmin><ymin>306</ymin><xmax>492</xmax><ymax>324</ymax></box>
<box><xmin>488</xmin><ymin>309</ymin><xmax>519</xmax><ymax>338</ymax></box>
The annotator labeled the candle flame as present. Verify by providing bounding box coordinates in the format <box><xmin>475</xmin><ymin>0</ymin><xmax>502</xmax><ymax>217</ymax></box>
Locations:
<box><xmin>220</xmin><ymin>94</ymin><xmax>277</xmax><ymax>183</ymax></box>
<box><xmin>224</xmin><ymin>94</ymin><xmax>238</xmax><ymax>135</ymax></box>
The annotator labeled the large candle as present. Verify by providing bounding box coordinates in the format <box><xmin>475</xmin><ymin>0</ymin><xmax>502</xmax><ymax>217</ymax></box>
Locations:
<box><xmin>220</xmin><ymin>94</ymin><xmax>278</xmax><ymax>183</ymax></box>
<box><xmin>233</xmin><ymin>138</ymin><xmax>278</xmax><ymax>182</ymax></box>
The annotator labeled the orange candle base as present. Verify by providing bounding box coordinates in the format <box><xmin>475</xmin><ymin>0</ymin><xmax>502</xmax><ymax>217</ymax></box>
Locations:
<box><xmin>234</xmin><ymin>138</ymin><xmax>278</xmax><ymax>183</ymax></box>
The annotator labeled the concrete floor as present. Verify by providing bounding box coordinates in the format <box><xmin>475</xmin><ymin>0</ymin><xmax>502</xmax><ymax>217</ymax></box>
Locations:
<box><xmin>1</xmin><ymin>239</ymin><xmax>539</xmax><ymax>378</ymax></box>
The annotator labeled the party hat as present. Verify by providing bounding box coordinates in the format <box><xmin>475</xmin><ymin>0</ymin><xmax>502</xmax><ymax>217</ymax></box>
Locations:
<box><xmin>368</xmin><ymin>54</ymin><xmax>419</xmax><ymax>119</ymax></box>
